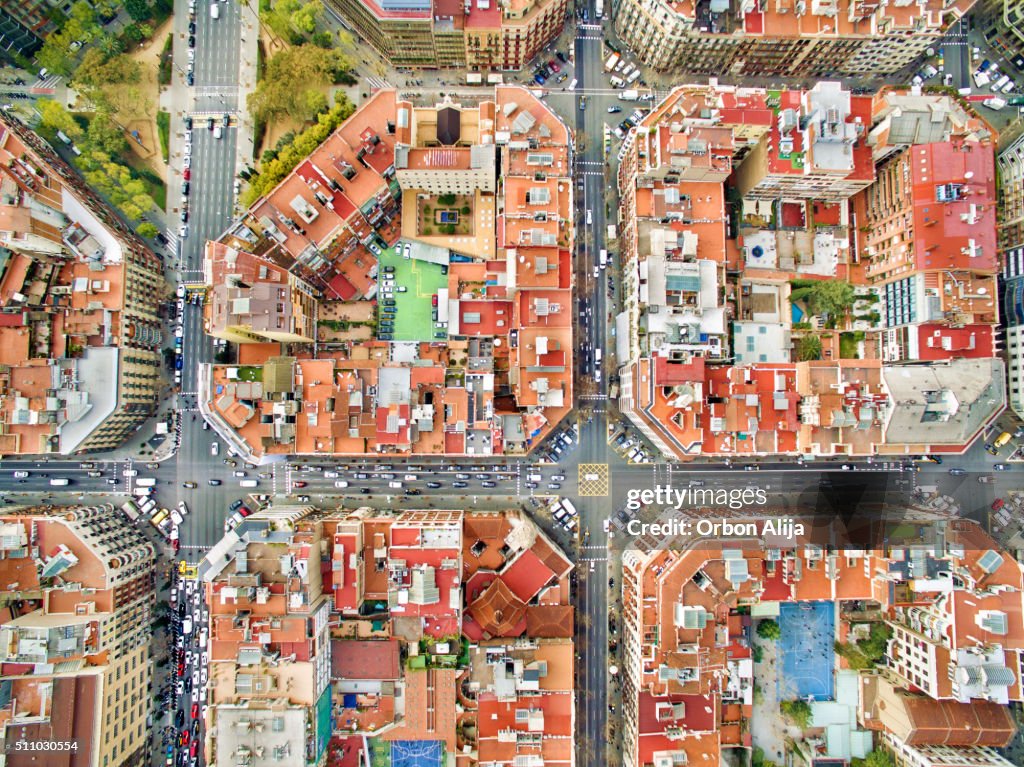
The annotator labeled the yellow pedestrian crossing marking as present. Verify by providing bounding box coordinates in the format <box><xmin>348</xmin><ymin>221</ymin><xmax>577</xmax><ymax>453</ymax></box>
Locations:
<box><xmin>578</xmin><ymin>463</ymin><xmax>609</xmax><ymax>496</ymax></box>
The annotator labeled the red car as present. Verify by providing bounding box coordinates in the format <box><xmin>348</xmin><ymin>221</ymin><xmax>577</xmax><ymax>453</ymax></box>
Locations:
<box><xmin>191</xmin><ymin>703</ymin><xmax>199</xmax><ymax>719</ymax></box>
<box><xmin>239</xmin><ymin>506</ymin><xmax>252</xmax><ymax>517</ymax></box>
<box><xmin>190</xmin><ymin>741</ymin><xmax>198</xmax><ymax>758</ymax></box>
<box><xmin>293</xmin><ymin>481</ymin><xmax>306</xmax><ymax>488</ymax></box>
<box><xmin>183</xmin><ymin>168</ymin><xmax>191</xmax><ymax>181</ymax></box>
<box><xmin>431</xmin><ymin>295</ymin><xmax>438</xmax><ymax>306</ymax></box>
<box><xmin>179</xmin><ymin>731</ymin><xmax>190</xmax><ymax>747</ymax></box>
<box><xmin>992</xmin><ymin>498</ymin><xmax>1005</xmax><ymax>511</ymax></box>
<box><xmin>548</xmin><ymin>59</ymin><xmax>560</xmax><ymax>73</ymax></box>
<box><xmin>177</xmin><ymin>661</ymin><xmax>185</xmax><ymax>677</ymax></box>
<box><xmin>172</xmin><ymin>539</ymin><xmax>180</xmax><ymax>553</ymax></box>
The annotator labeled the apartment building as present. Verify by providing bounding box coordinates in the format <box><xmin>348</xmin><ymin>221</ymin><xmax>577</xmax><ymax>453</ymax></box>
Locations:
<box><xmin>470</xmin><ymin>640</ymin><xmax>575</xmax><ymax>766</ymax></box>
<box><xmin>613</xmin><ymin>0</ymin><xmax>976</xmax><ymax>77</ymax></box>
<box><xmin>394</xmin><ymin>102</ymin><xmax>497</xmax><ymax>195</ymax></box>
<box><xmin>0</xmin><ymin>504</ymin><xmax>156</xmax><ymax>766</ymax></box>
<box><xmin>999</xmin><ymin>134</ymin><xmax>1024</xmax><ymax>419</ymax></box>
<box><xmin>0</xmin><ymin>0</ymin><xmax>54</xmax><ymax>63</ymax></box>
<box><xmin>325</xmin><ymin>0</ymin><xmax>568</xmax><ymax>71</ymax></box>
<box><xmin>206</xmin><ymin>86</ymin><xmax>573</xmax><ymax>460</ymax></box>
<box><xmin>880</xmin><ymin>522</ymin><xmax>1024</xmax><ymax>706</ymax></box>
<box><xmin>617</xmin><ymin>516</ymin><xmax>1024</xmax><ymax>767</ymax></box>
<box><xmin>203</xmin><ymin>241</ymin><xmax>318</xmax><ymax>344</ymax></box>
<box><xmin>616</xmin><ymin>84</ymin><xmax>1005</xmax><ymax>460</ymax></box>
<box><xmin>733</xmin><ymin>82</ymin><xmax>874</xmax><ymax>202</ymax></box>
<box><xmin>859</xmin><ymin>104</ymin><xmax>999</xmax><ymax>364</ymax></box>
<box><xmin>199</xmin><ymin>503</ymin><xmax>332</xmax><ymax>767</ymax></box>
<box><xmin>0</xmin><ymin>116</ymin><xmax>165</xmax><ymax>456</ymax></box>
<box><xmin>206</xmin><ymin>506</ymin><xmax>574</xmax><ymax>767</ymax></box>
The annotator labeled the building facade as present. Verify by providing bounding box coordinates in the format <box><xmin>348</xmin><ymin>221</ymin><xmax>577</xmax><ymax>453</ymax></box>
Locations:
<box><xmin>613</xmin><ymin>0</ymin><xmax>977</xmax><ymax>77</ymax></box>
<box><xmin>999</xmin><ymin>134</ymin><xmax>1024</xmax><ymax>419</ymax></box>
<box><xmin>0</xmin><ymin>504</ymin><xmax>157</xmax><ymax>765</ymax></box>
<box><xmin>0</xmin><ymin>116</ymin><xmax>165</xmax><ymax>456</ymax></box>
<box><xmin>325</xmin><ymin>0</ymin><xmax>569</xmax><ymax>70</ymax></box>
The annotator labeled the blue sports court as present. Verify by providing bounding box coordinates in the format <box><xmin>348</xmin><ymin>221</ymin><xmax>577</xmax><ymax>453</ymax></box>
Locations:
<box><xmin>390</xmin><ymin>740</ymin><xmax>443</xmax><ymax>767</ymax></box>
<box><xmin>777</xmin><ymin>601</ymin><xmax>835</xmax><ymax>701</ymax></box>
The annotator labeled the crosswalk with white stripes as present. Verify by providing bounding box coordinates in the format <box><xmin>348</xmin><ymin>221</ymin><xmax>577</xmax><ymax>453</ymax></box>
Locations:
<box><xmin>365</xmin><ymin>76</ymin><xmax>391</xmax><ymax>90</ymax></box>
<box><xmin>33</xmin><ymin>74</ymin><xmax>62</xmax><ymax>90</ymax></box>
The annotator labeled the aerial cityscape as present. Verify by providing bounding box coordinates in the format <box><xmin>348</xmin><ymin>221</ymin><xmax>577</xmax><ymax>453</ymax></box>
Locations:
<box><xmin>0</xmin><ymin>0</ymin><xmax>1023</xmax><ymax>766</ymax></box>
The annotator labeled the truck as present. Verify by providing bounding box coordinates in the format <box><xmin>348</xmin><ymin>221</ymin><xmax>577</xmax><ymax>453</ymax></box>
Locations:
<box><xmin>618</xmin><ymin>89</ymin><xmax>640</xmax><ymax>102</ymax></box>
<box><xmin>136</xmin><ymin>477</ymin><xmax>157</xmax><ymax>487</ymax></box>
<box><xmin>49</xmin><ymin>478</ymin><xmax>69</xmax><ymax>486</ymax></box>
<box><xmin>991</xmin><ymin>74</ymin><xmax>1011</xmax><ymax>92</ymax></box>
<box><xmin>599</xmin><ymin>249</ymin><xmax>608</xmax><ymax>269</ymax></box>
<box><xmin>604</xmin><ymin>53</ymin><xmax>620</xmax><ymax>72</ymax></box>
<box><xmin>973</xmin><ymin>70</ymin><xmax>991</xmax><ymax>89</ymax></box>
<box><xmin>121</xmin><ymin>501</ymin><xmax>141</xmax><ymax>522</ymax></box>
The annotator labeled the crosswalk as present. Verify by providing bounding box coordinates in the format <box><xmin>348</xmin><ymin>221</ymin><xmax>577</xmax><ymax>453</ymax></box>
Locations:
<box><xmin>164</xmin><ymin>228</ymin><xmax>181</xmax><ymax>253</ymax></box>
<box><xmin>365</xmin><ymin>76</ymin><xmax>391</xmax><ymax>90</ymax></box>
<box><xmin>33</xmin><ymin>74</ymin><xmax>62</xmax><ymax>90</ymax></box>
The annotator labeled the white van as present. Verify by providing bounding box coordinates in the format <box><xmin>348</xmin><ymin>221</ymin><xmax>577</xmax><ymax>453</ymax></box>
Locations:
<box><xmin>404</xmin><ymin>474</ymin><xmax>418</xmax><ymax>481</ymax></box>
<box><xmin>240</xmin><ymin>479</ymin><xmax>258</xmax><ymax>488</ymax></box>
<box><xmin>210</xmin><ymin>3</ymin><xmax>219</xmax><ymax>18</ymax></box>
<box><xmin>388</xmin><ymin>481</ymin><xmax>403</xmax><ymax>489</ymax></box>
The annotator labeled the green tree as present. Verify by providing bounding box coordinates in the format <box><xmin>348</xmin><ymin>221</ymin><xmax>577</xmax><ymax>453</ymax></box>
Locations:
<box><xmin>780</xmin><ymin>699</ymin><xmax>813</xmax><ymax>729</ymax></box>
<box><xmin>290</xmin><ymin>0</ymin><xmax>320</xmax><ymax>34</ymax></box>
<box><xmin>37</xmin><ymin>99</ymin><xmax>83</xmax><ymax>139</ymax></box>
<box><xmin>124</xmin><ymin>0</ymin><xmax>152</xmax><ymax>21</ymax></box>
<box><xmin>756</xmin><ymin>619</ymin><xmax>781</xmax><ymax>641</ymax></box>
<box><xmin>87</xmin><ymin>110</ymin><xmax>128</xmax><ymax>155</ymax></box>
<box><xmin>797</xmin><ymin>335</ymin><xmax>822</xmax><ymax>361</ymax></box>
<box><xmin>247</xmin><ymin>44</ymin><xmax>352</xmax><ymax>123</ymax></box>
<box><xmin>36</xmin><ymin>38</ymin><xmax>76</xmax><ymax>76</ymax></box>
<box><xmin>807</xmin><ymin>280</ymin><xmax>855</xmax><ymax>318</ymax></box>
<box><xmin>75</xmin><ymin>49</ymin><xmax>141</xmax><ymax>89</ymax></box>
<box><xmin>136</xmin><ymin>221</ymin><xmax>159</xmax><ymax>238</ymax></box>
<box><xmin>853</xmin><ymin>751</ymin><xmax>894</xmax><ymax>767</ymax></box>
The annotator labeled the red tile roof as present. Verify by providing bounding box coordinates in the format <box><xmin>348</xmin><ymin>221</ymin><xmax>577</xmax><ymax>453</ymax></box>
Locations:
<box><xmin>910</xmin><ymin>141</ymin><xmax>998</xmax><ymax>272</ymax></box>
<box><xmin>330</xmin><ymin>639</ymin><xmax>401</xmax><ymax>680</ymax></box>
<box><xmin>501</xmin><ymin>549</ymin><xmax>555</xmax><ymax>602</ymax></box>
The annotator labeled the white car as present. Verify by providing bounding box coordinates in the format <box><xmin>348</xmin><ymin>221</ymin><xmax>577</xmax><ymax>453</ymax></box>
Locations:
<box><xmin>368</xmin><ymin>242</ymin><xmax>382</xmax><ymax>256</ymax></box>
<box><xmin>210</xmin><ymin>442</ymin><xmax>219</xmax><ymax>456</ymax></box>
<box><xmin>175</xmin><ymin>326</ymin><xmax>184</xmax><ymax>337</ymax></box>
<box><xmin>182</xmin><ymin>616</ymin><xmax>193</xmax><ymax>635</ymax></box>
<box><xmin>201</xmin><ymin>666</ymin><xmax>208</xmax><ymax>686</ymax></box>
<box><xmin>13</xmin><ymin>471</ymin><xmax>28</xmax><ymax>478</ymax></box>
<box><xmin>176</xmin><ymin>284</ymin><xmax>186</xmax><ymax>298</ymax></box>
<box><xmin>179</xmin><ymin>225</ymin><xmax>188</xmax><ymax>239</ymax></box>
<box><xmin>334</xmin><ymin>480</ymin><xmax>349</xmax><ymax>488</ymax></box>
<box><xmin>402</xmin><ymin>242</ymin><xmax>412</xmax><ymax>259</ymax></box>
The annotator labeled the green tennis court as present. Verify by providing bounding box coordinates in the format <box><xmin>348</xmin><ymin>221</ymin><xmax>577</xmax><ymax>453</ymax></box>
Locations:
<box><xmin>378</xmin><ymin>247</ymin><xmax>448</xmax><ymax>342</ymax></box>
